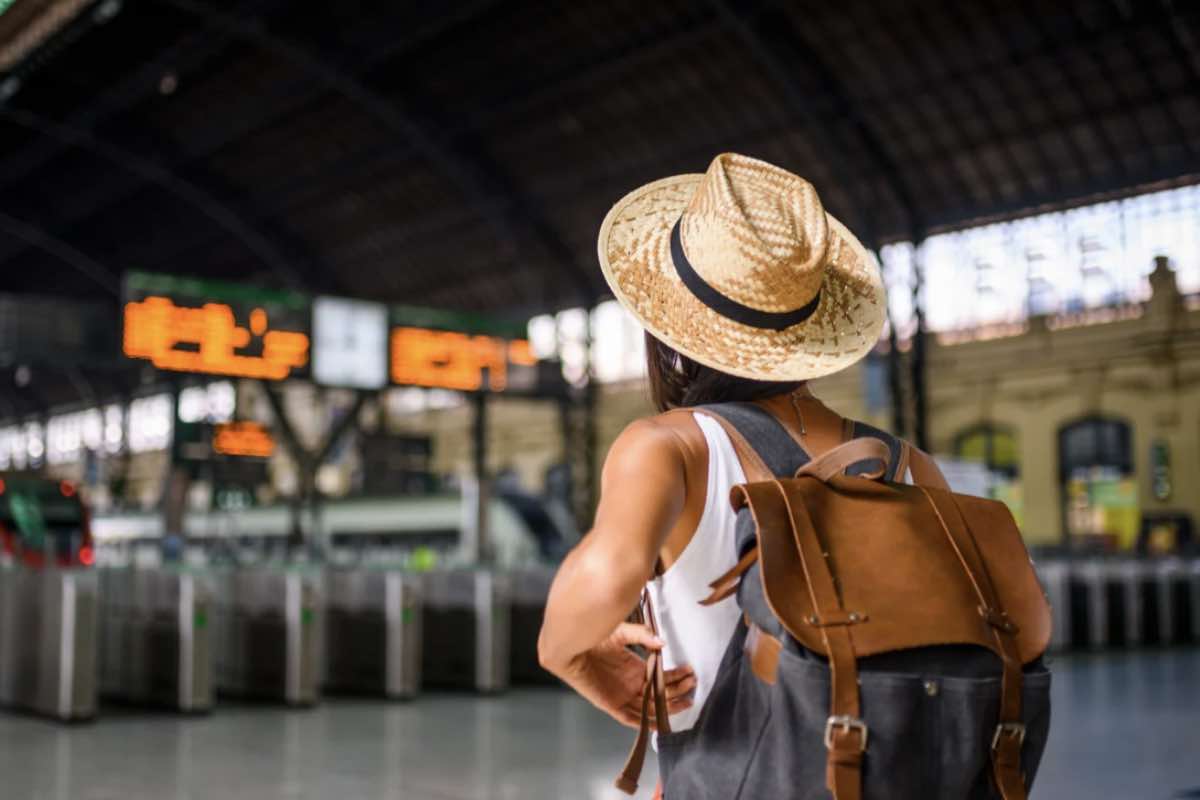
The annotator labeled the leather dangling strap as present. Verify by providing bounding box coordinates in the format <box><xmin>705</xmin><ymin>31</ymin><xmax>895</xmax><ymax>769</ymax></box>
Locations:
<box><xmin>615</xmin><ymin>590</ymin><xmax>670</xmax><ymax>795</ymax></box>
<box><xmin>919</xmin><ymin>487</ymin><xmax>1027</xmax><ymax>800</ymax></box>
<box><xmin>794</xmin><ymin>437</ymin><xmax>891</xmax><ymax>481</ymax></box>
<box><xmin>700</xmin><ymin>546</ymin><xmax>759</xmax><ymax>606</ymax></box>
<box><xmin>777</xmin><ymin>481</ymin><xmax>866</xmax><ymax>800</ymax></box>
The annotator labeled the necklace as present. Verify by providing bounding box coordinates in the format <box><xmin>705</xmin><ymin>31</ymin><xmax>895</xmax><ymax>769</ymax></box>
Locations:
<box><xmin>790</xmin><ymin>391</ymin><xmax>808</xmax><ymax>438</ymax></box>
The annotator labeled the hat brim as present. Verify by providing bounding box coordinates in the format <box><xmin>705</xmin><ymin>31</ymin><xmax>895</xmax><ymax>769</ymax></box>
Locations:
<box><xmin>597</xmin><ymin>174</ymin><xmax>888</xmax><ymax>383</ymax></box>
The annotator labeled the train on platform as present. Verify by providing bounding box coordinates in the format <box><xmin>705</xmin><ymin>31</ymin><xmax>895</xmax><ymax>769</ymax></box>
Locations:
<box><xmin>88</xmin><ymin>489</ymin><xmax>575</xmax><ymax>570</ymax></box>
<box><xmin>0</xmin><ymin>475</ymin><xmax>94</xmax><ymax>568</ymax></box>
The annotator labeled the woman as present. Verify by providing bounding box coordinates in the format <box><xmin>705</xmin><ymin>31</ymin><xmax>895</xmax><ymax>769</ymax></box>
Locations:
<box><xmin>538</xmin><ymin>153</ymin><xmax>890</xmax><ymax>786</ymax></box>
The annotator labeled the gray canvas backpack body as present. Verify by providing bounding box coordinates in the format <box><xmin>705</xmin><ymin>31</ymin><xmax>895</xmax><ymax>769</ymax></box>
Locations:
<box><xmin>617</xmin><ymin>402</ymin><xmax>1052</xmax><ymax>800</ymax></box>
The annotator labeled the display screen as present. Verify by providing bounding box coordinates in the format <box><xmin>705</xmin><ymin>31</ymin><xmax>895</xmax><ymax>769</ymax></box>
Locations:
<box><xmin>212</xmin><ymin>421</ymin><xmax>275</xmax><ymax>458</ymax></box>
<box><xmin>312</xmin><ymin>296</ymin><xmax>388</xmax><ymax>389</ymax></box>
<box><xmin>122</xmin><ymin>272</ymin><xmax>310</xmax><ymax>381</ymax></box>
<box><xmin>122</xmin><ymin>272</ymin><xmax>541</xmax><ymax>392</ymax></box>
<box><xmin>390</xmin><ymin>326</ymin><xmax>537</xmax><ymax>391</ymax></box>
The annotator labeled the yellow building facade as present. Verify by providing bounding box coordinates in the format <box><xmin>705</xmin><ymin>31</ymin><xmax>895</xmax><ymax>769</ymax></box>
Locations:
<box><xmin>403</xmin><ymin>260</ymin><xmax>1200</xmax><ymax>549</ymax></box>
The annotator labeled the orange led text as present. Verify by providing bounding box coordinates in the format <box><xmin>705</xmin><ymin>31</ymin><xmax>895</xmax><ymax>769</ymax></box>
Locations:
<box><xmin>390</xmin><ymin>327</ymin><xmax>535</xmax><ymax>391</ymax></box>
<box><xmin>124</xmin><ymin>296</ymin><xmax>309</xmax><ymax>380</ymax></box>
<box><xmin>212</xmin><ymin>422</ymin><xmax>276</xmax><ymax>458</ymax></box>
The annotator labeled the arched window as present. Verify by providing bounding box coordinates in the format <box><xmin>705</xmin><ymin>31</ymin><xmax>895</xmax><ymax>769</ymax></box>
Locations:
<box><xmin>1058</xmin><ymin>416</ymin><xmax>1137</xmax><ymax>549</ymax></box>
<box><xmin>954</xmin><ymin>424</ymin><xmax>1020</xmax><ymax>478</ymax></box>
<box><xmin>953</xmin><ymin>424</ymin><xmax>1022</xmax><ymax>527</ymax></box>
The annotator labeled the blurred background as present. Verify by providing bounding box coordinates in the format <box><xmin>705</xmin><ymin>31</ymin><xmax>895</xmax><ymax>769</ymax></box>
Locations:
<box><xmin>0</xmin><ymin>0</ymin><xmax>1198</xmax><ymax>798</ymax></box>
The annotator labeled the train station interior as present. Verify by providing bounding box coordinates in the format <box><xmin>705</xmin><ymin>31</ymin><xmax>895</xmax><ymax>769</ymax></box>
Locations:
<box><xmin>0</xmin><ymin>1</ymin><xmax>1198</xmax><ymax>798</ymax></box>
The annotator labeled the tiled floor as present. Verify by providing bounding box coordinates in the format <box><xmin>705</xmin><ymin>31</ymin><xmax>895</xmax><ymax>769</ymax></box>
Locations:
<box><xmin>0</xmin><ymin>649</ymin><xmax>1196</xmax><ymax>799</ymax></box>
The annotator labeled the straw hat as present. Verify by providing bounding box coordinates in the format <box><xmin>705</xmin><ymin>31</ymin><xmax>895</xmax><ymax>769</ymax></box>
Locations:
<box><xmin>597</xmin><ymin>153</ymin><xmax>886</xmax><ymax>382</ymax></box>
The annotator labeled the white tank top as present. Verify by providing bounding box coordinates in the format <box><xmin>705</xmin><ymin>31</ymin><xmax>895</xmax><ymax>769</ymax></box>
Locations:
<box><xmin>646</xmin><ymin>412</ymin><xmax>746</xmax><ymax>733</ymax></box>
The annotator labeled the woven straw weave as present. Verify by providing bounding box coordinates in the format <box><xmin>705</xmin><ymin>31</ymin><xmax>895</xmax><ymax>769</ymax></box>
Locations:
<box><xmin>598</xmin><ymin>153</ymin><xmax>886</xmax><ymax>382</ymax></box>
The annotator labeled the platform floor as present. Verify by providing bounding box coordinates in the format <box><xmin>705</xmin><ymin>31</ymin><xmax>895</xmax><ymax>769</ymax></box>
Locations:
<box><xmin>0</xmin><ymin>649</ymin><xmax>1196</xmax><ymax>799</ymax></box>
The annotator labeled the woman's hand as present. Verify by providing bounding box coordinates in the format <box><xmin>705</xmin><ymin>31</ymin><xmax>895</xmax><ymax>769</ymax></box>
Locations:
<box><xmin>558</xmin><ymin>622</ymin><xmax>697</xmax><ymax>729</ymax></box>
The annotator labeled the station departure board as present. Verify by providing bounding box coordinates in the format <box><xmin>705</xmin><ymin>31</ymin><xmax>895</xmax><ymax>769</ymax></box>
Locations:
<box><xmin>389</xmin><ymin>306</ymin><xmax>536</xmax><ymax>392</ymax></box>
<box><xmin>122</xmin><ymin>273</ymin><xmax>539</xmax><ymax>392</ymax></box>
<box><xmin>122</xmin><ymin>272</ymin><xmax>310</xmax><ymax>381</ymax></box>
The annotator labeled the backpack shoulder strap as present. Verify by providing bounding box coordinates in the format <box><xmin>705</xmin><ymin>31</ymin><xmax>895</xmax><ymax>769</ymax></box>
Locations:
<box><xmin>846</xmin><ymin>420</ymin><xmax>905</xmax><ymax>481</ymax></box>
<box><xmin>905</xmin><ymin>441</ymin><xmax>951</xmax><ymax>490</ymax></box>
<box><xmin>845</xmin><ymin>420</ymin><xmax>949</xmax><ymax>490</ymax></box>
<box><xmin>694</xmin><ymin>401</ymin><xmax>811</xmax><ymax>480</ymax></box>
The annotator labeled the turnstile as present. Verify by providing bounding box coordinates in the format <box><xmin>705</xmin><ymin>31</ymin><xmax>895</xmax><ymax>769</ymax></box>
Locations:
<box><xmin>422</xmin><ymin>569</ymin><xmax>510</xmax><ymax>692</ymax></box>
<box><xmin>0</xmin><ymin>566</ymin><xmax>97</xmax><ymax>720</ymax></box>
<box><xmin>1070</xmin><ymin>559</ymin><xmax>1110</xmax><ymax>649</ymax></box>
<box><xmin>1115</xmin><ymin>559</ymin><xmax>1159</xmax><ymax>646</ymax></box>
<box><xmin>211</xmin><ymin>568</ymin><xmax>321</xmax><ymax>705</ymax></box>
<box><xmin>98</xmin><ymin>567</ymin><xmax>213</xmax><ymax>711</ymax></box>
<box><xmin>1190</xmin><ymin>559</ymin><xmax>1200</xmax><ymax>643</ymax></box>
<box><xmin>509</xmin><ymin>565</ymin><xmax>557</xmax><ymax>685</ymax></box>
<box><xmin>1052</xmin><ymin>556</ymin><xmax>1200</xmax><ymax>649</ymax></box>
<box><xmin>1034</xmin><ymin>559</ymin><xmax>1072</xmax><ymax>652</ymax></box>
<box><xmin>1153</xmin><ymin>558</ymin><xmax>1194</xmax><ymax>645</ymax></box>
<box><xmin>323</xmin><ymin>568</ymin><xmax>422</xmax><ymax>698</ymax></box>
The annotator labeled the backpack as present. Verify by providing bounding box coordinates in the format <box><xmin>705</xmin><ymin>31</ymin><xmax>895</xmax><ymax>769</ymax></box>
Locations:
<box><xmin>616</xmin><ymin>402</ymin><xmax>1052</xmax><ymax>800</ymax></box>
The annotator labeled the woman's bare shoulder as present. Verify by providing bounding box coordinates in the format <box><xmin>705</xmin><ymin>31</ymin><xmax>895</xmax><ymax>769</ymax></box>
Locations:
<box><xmin>604</xmin><ymin>411</ymin><xmax>706</xmax><ymax>476</ymax></box>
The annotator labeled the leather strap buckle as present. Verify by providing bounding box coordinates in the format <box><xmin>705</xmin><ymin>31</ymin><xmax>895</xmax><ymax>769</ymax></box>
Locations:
<box><xmin>978</xmin><ymin>605</ymin><xmax>1020</xmax><ymax>635</ymax></box>
<box><xmin>824</xmin><ymin>715</ymin><xmax>869</xmax><ymax>751</ymax></box>
<box><xmin>991</xmin><ymin>721</ymin><xmax>1026</xmax><ymax>751</ymax></box>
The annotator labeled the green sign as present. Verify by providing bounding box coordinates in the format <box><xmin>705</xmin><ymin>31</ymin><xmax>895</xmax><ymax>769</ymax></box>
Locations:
<box><xmin>124</xmin><ymin>271</ymin><xmax>308</xmax><ymax>310</ymax></box>
<box><xmin>1151</xmin><ymin>439</ymin><xmax>1172</xmax><ymax>501</ymax></box>
<box><xmin>390</xmin><ymin>305</ymin><xmax>527</xmax><ymax>339</ymax></box>
<box><xmin>7</xmin><ymin>491</ymin><xmax>46</xmax><ymax>549</ymax></box>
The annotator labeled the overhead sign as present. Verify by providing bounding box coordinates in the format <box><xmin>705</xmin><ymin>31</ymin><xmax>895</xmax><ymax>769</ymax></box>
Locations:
<box><xmin>212</xmin><ymin>421</ymin><xmax>275</xmax><ymax>458</ymax></box>
<box><xmin>175</xmin><ymin>420</ymin><xmax>275</xmax><ymax>461</ymax></box>
<box><xmin>312</xmin><ymin>296</ymin><xmax>388</xmax><ymax>389</ymax></box>
<box><xmin>390</xmin><ymin>327</ymin><xmax>537</xmax><ymax>391</ymax></box>
<box><xmin>390</xmin><ymin>305</ymin><xmax>527</xmax><ymax>340</ymax></box>
<box><xmin>122</xmin><ymin>272</ymin><xmax>310</xmax><ymax>381</ymax></box>
<box><xmin>121</xmin><ymin>272</ymin><xmax>542</xmax><ymax>392</ymax></box>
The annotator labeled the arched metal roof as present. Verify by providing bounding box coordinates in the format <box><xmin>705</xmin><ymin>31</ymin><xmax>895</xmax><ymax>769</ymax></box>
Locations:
<box><xmin>1</xmin><ymin>0</ymin><xmax>1199</xmax><ymax>321</ymax></box>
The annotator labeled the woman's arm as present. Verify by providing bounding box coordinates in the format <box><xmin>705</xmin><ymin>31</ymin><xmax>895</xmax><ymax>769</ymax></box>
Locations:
<box><xmin>537</xmin><ymin>418</ymin><xmax>696</xmax><ymax>724</ymax></box>
<box><xmin>539</xmin><ymin>417</ymin><xmax>685</xmax><ymax>668</ymax></box>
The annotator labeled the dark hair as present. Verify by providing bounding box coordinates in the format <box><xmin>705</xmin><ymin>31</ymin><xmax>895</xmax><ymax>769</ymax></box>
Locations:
<box><xmin>644</xmin><ymin>331</ymin><xmax>804</xmax><ymax>412</ymax></box>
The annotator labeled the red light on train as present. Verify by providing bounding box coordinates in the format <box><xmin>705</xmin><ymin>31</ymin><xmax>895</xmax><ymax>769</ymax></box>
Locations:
<box><xmin>78</xmin><ymin>546</ymin><xmax>94</xmax><ymax>567</ymax></box>
<box><xmin>60</xmin><ymin>481</ymin><xmax>76</xmax><ymax>498</ymax></box>
<box><xmin>0</xmin><ymin>478</ymin><xmax>5</xmax><ymax>495</ymax></box>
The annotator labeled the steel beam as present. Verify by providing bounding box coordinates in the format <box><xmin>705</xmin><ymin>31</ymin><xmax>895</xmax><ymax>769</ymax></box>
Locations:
<box><xmin>1104</xmin><ymin>0</ymin><xmax>1196</xmax><ymax>159</ymax></box>
<box><xmin>710</xmin><ymin>0</ymin><xmax>922</xmax><ymax>244</ymax></box>
<box><xmin>838</xmin><ymin>2</ymin><xmax>983</xmax><ymax>210</ymax></box>
<box><xmin>918</xmin><ymin>159</ymin><xmax>1200</xmax><ymax>237</ymax></box>
<box><xmin>162</xmin><ymin>0</ymin><xmax>596</xmax><ymax>306</ymax></box>
<box><xmin>910</xmin><ymin>242</ymin><xmax>929</xmax><ymax>451</ymax></box>
<box><xmin>0</xmin><ymin>107</ymin><xmax>312</xmax><ymax>290</ymax></box>
<box><xmin>0</xmin><ymin>209</ymin><xmax>120</xmax><ymax>296</ymax></box>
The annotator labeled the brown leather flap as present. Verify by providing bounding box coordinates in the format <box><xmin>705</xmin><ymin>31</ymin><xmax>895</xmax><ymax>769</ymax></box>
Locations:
<box><xmin>731</xmin><ymin>477</ymin><xmax>1051</xmax><ymax>664</ymax></box>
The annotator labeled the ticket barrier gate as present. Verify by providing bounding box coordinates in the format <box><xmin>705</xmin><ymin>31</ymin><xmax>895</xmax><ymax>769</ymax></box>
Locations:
<box><xmin>1052</xmin><ymin>557</ymin><xmax>1200</xmax><ymax>650</ymax></box>
<box><xmin>508</xmin><ymin>565</ymin><xmax>557</xmax><ymax>685</ymax></box>
<box><xmin>0</xmin><ymin>566</ymin><xmax>97</xmax><ymax>720</ymax></box>
<box><xmin>1034</xmin><ymin>559</ymin><xmax>1072</xmax><ymax>652</ymax></box>
<box><xmin>1156</xmin><ymin>558</ymin><xmax>1197</xmax><ymax>645</ymax></box>
<box><xmin>422</xmin><ymin>569</ymin><xmax>510</xmax><ymax>693</ymax></box>
<box><xmin>211</xmin><ymin>568</ymin><xmax>321</xmax><ymax>705</ymax></box>
<box><xmin>97</xmin><ymin>567</ymin><xmax>213</xmax><ymax>711</ymax></box>
<box><xmin>1191</xmin><ymin>559</ymin><xmax>1200</xmax><ymax>643</ymax></box>
<box><xmin>323</xmin><ymin>569</ymin><xmax>421</xmax><ymax>699</ymax></box>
